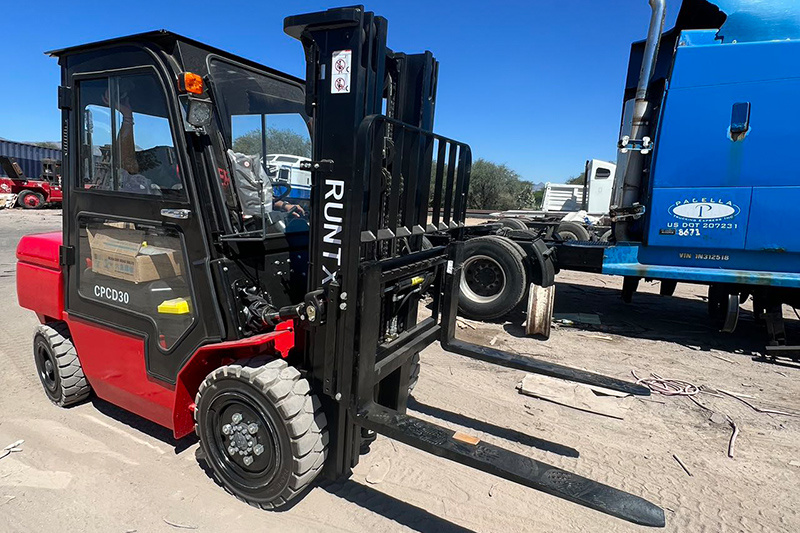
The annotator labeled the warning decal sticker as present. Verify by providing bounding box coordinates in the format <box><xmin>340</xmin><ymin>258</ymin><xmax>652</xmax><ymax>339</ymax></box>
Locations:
<box><xmin>331</xmin><ymin>50</ymin><xmax>352</xmax><ymax>94</ymax></box>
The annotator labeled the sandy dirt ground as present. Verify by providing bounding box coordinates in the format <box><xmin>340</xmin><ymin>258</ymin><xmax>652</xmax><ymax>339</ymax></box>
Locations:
<box><xmin>0</xmin><ymin>208</ymin><xmax>798</xmax><ymax>532</ymax></box>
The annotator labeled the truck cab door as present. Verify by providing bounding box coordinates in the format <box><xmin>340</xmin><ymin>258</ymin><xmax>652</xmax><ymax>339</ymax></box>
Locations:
<box><xmin>585</xmin><ymin>159</ymin><xmax>615</xmax><ymax>215</ymax></box>
<box><xmin>62</xmin><ymin>57</ymin><xmax>221</xmax><ymax>426</ymax></box>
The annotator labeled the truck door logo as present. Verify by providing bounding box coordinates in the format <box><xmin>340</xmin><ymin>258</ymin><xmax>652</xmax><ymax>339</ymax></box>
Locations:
<box><xmin>669</xmin><ymin>200</ymin><xmax>739</xmax><ymax>221</ymax></box>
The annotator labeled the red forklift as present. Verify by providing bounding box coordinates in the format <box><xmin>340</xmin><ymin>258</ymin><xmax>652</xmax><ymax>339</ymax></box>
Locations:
<box><xmin>16</xmin><ymin>6</ymin><xmax>664</xmax><ymax>527</ymax></box>
<box><xmin>0</xmin><ymin>156</ymin><xmax>63</xmax><ymax>208</ymax></box>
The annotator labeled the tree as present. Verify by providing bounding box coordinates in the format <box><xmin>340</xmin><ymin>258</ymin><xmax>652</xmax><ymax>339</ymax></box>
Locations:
<box><xmin>514</xmin><ymin>180</ymin><xmax>538</xmax><ymax>210</ymax></box>
<box><xmin>532</xmin><ymin>188</ymin><xmax>545</xmax><ymax>210</ymax></box>
<box><xmin>232</xmin><ymin>128</ymin><xmax>311</xmax><ymax>158</ymax></box>
<box><xmin>32</xmin><ymin>141</ymin><xmax>59</xmax><ymax>149</ymax></box>
<box><xmin>467</xmin><ymin>159</ymin><xmax>536</xmax><ymax>210</ymax></box>
<box><xmin>566</xmin><ymin>172</ymin><xmax>585</xmax><ymax>185</ymax></box>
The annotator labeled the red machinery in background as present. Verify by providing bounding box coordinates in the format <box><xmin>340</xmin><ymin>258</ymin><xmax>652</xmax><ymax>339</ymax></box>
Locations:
<box><xmin>0</xmin><ymin>155</ymin><xmax>62</xmax><ymax>208</ymax></box>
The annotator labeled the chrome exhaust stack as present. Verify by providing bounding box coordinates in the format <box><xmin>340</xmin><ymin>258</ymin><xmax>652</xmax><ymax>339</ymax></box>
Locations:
<box><xmin>612</xmin><ymin>0</ymin><xmax>667</xmax><ymax>240</ymax></box>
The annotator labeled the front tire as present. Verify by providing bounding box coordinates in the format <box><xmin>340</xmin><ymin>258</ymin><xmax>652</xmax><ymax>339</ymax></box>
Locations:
<box><xmin>33</xmin><ymin>322</ymin><xmax>91</xmax><ymax>407</ymax></box>
<box><xmin>195</xmin><ymin>358</ymin><xmax>327</xmax><ymax>509</ymax></box>
<box><xmin>18</xmin><ymin>191</ymin><xmax>45</xmax><ymax>209</ymax></box>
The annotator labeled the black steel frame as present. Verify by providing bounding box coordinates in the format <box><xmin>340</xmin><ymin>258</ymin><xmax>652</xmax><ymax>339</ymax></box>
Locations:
<box><xmin>287</xmin><ymin>6</ymin><xmax>664</xmax><ymax>527</ymax></box>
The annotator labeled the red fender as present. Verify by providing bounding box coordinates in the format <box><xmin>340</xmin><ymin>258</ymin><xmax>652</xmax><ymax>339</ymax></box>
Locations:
<box><xmin>16</xmin><ymin>232</ymin><xmax>65</xmax><ymax>322</ymax></box>
<box><xmin>172</xmin><ymin>321</ymin><xmax>295</xmax><ymax>438</ymax></box>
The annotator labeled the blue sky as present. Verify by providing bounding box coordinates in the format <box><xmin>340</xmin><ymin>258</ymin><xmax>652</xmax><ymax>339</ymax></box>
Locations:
<box><xmin>0</xmin><ymin>1</ymin><xmax>680</xmax><ymax>183</ymax></box>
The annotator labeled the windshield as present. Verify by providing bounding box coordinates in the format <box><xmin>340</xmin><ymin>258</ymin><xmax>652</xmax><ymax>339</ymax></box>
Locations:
<box><xmin>209</xmin><ymin>58</ymin><xmax>312</xmax><ymax>237</ymax></box>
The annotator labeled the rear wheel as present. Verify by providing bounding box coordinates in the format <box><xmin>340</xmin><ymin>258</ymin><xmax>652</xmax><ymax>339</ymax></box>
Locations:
<box><xmin>33</xmin><ymin>322</ymin><xmax>91</xmax><ymax>407</ymax></box>
<box><xmin>195</xmin><ymin>358</ymin><xmax>327</xmax><ymax>509</ymax></box>
<box><xmin>555</xmin><ymin>221</ymin><xmax>590</xmax><ymax>241</ymax></box>
<box><xmin>18</xmin><ymin>191</ymin><xmax>45</xmax><ymax>209</ymax></box>
<box><xmin>459</xmin><ymin>236</ymin><xmax>527</xmax><ymax>320</ymax></box>
<box><xmin>497</xmin><ymin>218</ymin><xmax>528</xmax><ymax>230</ymax></box>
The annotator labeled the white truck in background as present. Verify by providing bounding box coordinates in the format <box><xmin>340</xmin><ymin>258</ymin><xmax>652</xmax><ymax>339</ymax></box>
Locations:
<box><xmin>536</xmin><ymin>159</ymin><xmax>616</xmax><ymax>215</ymax></box>
<box><xmin>492</xmin><ymin>159</ymin><xmax>616</xmax><ymax>241</ymax></box>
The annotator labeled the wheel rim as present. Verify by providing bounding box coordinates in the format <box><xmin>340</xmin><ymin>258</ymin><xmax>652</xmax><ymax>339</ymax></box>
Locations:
<box><xmin>461</xmin><ymin>254</ymin><xmax>506</xmax><ymax>304</ymax></box>
<box><xmin>205</xmin><ymin>389</ymin><xmax>282</xmax><ymax>490</ymax></box>
<box><xmin>34</xmin><ymin>341</ymin><xmax>58</xmax><ymax>394</ymax></box>
<box><xmin>24</xmin><ymin>194</ymin><xmax>41</xmax><ymax>207</ymax></box>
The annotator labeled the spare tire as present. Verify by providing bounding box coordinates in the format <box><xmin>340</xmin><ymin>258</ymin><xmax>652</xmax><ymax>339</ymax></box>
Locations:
<box><xmin>459</xmin><ymin>235</ymin><xmax>527</xmax><ymax>320</ymax></box>
<box><xmin>555</xmin><ymin>221</ymin><xmax>590</xmax><ymax>241</ymax></box>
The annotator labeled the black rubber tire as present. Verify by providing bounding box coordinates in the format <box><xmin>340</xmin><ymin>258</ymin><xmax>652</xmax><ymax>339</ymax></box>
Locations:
<box><xmin>195</xmin><ymin>358</ymin><xmax>327</xmax><ymax>510</ymax></box>
<box><xmin>33</xmin><ymin>322</ymin><xmax>91</xmax><ymax>407</ymax></box>
<box><xmin>18</xmin><ymin>190</ymin><xmax>45</xmax><ymax>209</ymax></box>
<box><xmin>556</xmin><ymin>221</ymin><xmax>591</xmax><ymax>241</ymax></box>
<box><xmin>408</xmin><ymin>352</ymin><xmax>421</xmax><ymax>394</ymax></box>
<box><xmin>458</xmin><ymin>235</ymin><xmax>527</xmax><ymax>320</ymax></box>
<box><xmin>497</xmin><ymin>218</ymin><xmax>528</xmax><ymax>230</ymax></box>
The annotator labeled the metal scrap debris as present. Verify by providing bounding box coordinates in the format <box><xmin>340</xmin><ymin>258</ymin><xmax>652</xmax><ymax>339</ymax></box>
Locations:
<box><xmin>673</xmin><ymin>454</ymin><xmax>692</xmax><ymax>477</ymax></box>
<box><xmin>554</xmin><ymin>313</ymin><xmax>602</xmax><ymax>326</ymax></box>
<box><xmin>577</xmin><ymin>333</ymin><xmax>614</xmax><ymax>341</ymax></box>
<box><xmin>0</xmin><ymin>440</ymin><xmax>24</xmax><ymax>460</ymax></box>
<box><xmin>707</xmin><ymin>353</ymin><xmax>737</xmax><ymax>364</ymax></box>
<box><xmin>726</xmin><ymin>416</ymin><xmax>739</xmax><ymax>458</ymax></box>
<box><xmin>632</xmin><ymin>371</ymin><xmax>699</xmax><ymax>396</ymax></box>
<box><xmin>163</xmin><ymin>518</ymin><xmax>198</xmax><ymax>530</ymax></box>
<box><xmin>718</xmin><ymin>389</ymin><xmax>800</xmax><ymax>417</ymax></box>
<box><xmin>456</xmin><ymin>318</ymin><xmax>478</xmax><ymax>330</ymax></box>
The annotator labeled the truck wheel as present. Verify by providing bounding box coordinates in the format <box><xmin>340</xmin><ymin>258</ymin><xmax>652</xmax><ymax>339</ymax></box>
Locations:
<box><xmin>33</xmin><ymin>322</ymin><xmax>92</xmax><ymax>407</ymax></box>
<box><xmin>556</xmin><ymin>221</ymin><xmax>590</xmax><ymax>241</ymax></box>
<box><xmin>18</xmin><ymin>191</ymin><xmax>45</xmax><ymax>209</ymax></box>
<box><xmin>195</xmin><ymin>358</ymin><xmax>328</xmax><ymax>510</ymax></box>
<box><xmin>408</xmin><ymin>352</ymin><xmax>421</xmax><ymax>394</ymax></box>
<box><xmin>459</xmin><ymin>235</ymin><xmax>527</xmax><ymax>320</ymax></box>
<box><xmin>498</xmin><ymin>218</ymin><xmax>528</xmax><ymax>230</ymax></box>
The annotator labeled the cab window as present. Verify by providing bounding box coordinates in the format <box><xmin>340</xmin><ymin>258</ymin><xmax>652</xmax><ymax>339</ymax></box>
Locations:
<box><xmin>208</xmin><ymin>58</ymin><xmax>311</xmax><ymax>236</ymax></box>
<box><xmin>79</xmin><ymin>73</ymin><xmax>184</xmax><ymax>198</ymax></box>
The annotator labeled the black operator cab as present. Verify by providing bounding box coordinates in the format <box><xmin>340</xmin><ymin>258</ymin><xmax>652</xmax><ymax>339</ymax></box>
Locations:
<box><xmin>18</xmin><ymin>8</ymin><xmax>665</xmax><ymax>527</ymax></box>
<box><xmin>50</xmin><ymin>31</ymin><xmax>313</xmax><ymax>380</ymax></box>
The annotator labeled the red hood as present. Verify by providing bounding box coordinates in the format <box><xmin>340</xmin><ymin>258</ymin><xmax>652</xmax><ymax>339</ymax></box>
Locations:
<box><xmin>17</xmin><ymin>232</ymin><xmax>63</xmax><ymax>270</ymax></box>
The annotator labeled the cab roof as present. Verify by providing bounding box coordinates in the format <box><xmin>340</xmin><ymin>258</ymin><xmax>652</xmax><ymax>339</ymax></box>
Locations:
<box><xmin>46</xmin><ymin>29</ymin><xmax>304</xmax><ymax>85</ymax></box>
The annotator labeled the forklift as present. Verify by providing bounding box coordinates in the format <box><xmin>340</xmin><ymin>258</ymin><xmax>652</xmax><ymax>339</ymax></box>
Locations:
<box><xmin>0</xmin><ymin>155</ymin><xmax>63</xmax><ymax>208</ymax></box>
<box><xmin>16</xmin><ymin>6</ymin><xmax>664</xmax><ymax>527</ymax></box>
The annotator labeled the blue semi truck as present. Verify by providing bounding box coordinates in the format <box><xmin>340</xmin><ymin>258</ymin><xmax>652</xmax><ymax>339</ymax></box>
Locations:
<box><xmin>603</xmin><ymin>0</ymin><xmax>800</xmax><ymax>353</ymax></box>
<box><xmin>458</xmin><ymin>0</ymin><xmax>800</xmax><ymax>355</ymax></box>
